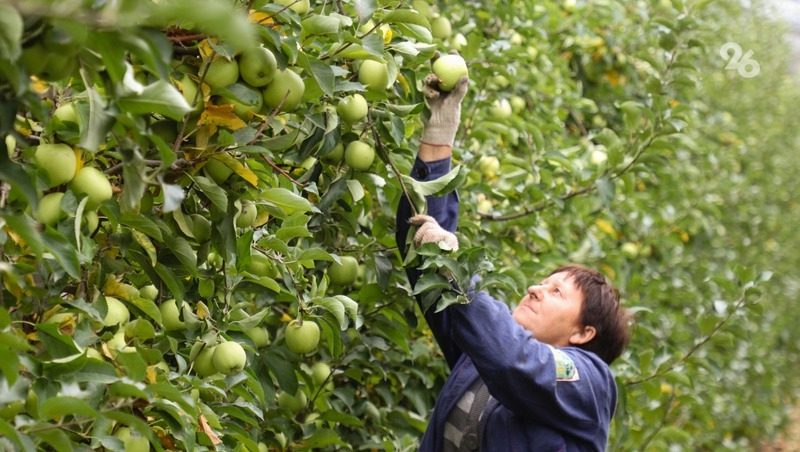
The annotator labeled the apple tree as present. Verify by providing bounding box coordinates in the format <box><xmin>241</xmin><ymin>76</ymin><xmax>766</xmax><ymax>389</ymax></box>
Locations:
<box><xmin>1</xmin><ymin>0</ymin><xmax>800</xmax><ymax>450</ymax></box>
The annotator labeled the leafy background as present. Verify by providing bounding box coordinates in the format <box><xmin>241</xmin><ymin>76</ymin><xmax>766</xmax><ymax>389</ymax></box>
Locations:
<box><xmin>1</xmin><ymin>0</ymin><xmax>799</xmax><ymax>450</ymax></box>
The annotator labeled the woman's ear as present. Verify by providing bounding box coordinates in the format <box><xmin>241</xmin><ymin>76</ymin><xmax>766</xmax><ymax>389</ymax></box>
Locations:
<box><xmin>569</xmin><ymin>325</ymin><xmax>596</xmax><ymax>345</ymax></box>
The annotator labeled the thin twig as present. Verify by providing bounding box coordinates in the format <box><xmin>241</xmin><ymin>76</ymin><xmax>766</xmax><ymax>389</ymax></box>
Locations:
<box><xmin>625</xmin><ymin>292</ymin><xmax>750</xmax><ymax>386</ymax></box>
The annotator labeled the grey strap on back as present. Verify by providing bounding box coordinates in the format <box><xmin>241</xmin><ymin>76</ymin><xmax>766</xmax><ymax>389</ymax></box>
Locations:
<box><xmin>460</xmin><ymin>382</ymin><xmax>492</xmax><ymax>451</ymax></box>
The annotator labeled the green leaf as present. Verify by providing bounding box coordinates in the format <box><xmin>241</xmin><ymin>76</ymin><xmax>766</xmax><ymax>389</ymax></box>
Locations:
<box><xmin>0</xmin><ymin>156</ymin><xmax>39</xmax><ymax>214</ymax></box>
<box><xmin>382</xmin><ymin>8</ymin><xmax>431</xmax><ymax>27</ymax></box>
<box><xmin>314</xmin><ymin>297</ymin><xmax>347</xmax><ymax>330</ymax></box>
<box><xmin>0</xmin><ymin>4</ymin><xmax>23</xmax><ymax>60</ymax></box>
<box><xmin>36</xmin><ymin>323</ymin><xmax>81</xmax><ymax>359</ymax></box>
<box><xmin>261</xmin><ymin>187</ymin><xmax>314</xmax><ymax>216</ymax></box>
<box><xmin>118</xmin><ymin>80</ymin><xmax>192</xmax><ymax>120</ymax></box>
<box><xmin>41</xmin><ymin>227</ymin><xmax>81</xmax><ymax>279</ymax></box>
<box><xmin>155</xmin><ymin>263</ymin><xmax>185</xmax><ymax>303</ymax></box>
<box><xmin>39</xmin><ymin>396</ymin><xmax>98</xmax><ymax>421</ymax></box>
<box><xmin>80</xmin><ymin>84</ymin><xmax>115</xmax><ymax>153</ymax></box>
<box><xmin>193</xmin><ymin>175</ymin><xmax>229</xmax><ymax>213</ymax></box>
<box><xmin>2</xmin><ymin>214</ymin><xmax>44</xmax><ymax>257</ymax></box>
<box><xmin>298</xmin><ymin>428</ymin><xmax>345</xmax><ymax>448</ymax></box>
<box><xmin>412</xmin><ymin>273</ymin><xmax>452</xmax><ymax>296</ymax></box>
<box><xmin>121</xmin><ymin>213</ymin><xmax>164</xmax><ymax>242</ymax></box>
<box><xmin>401</xmin><ymin>165</ymin><xmax>466</xmax><ymax>198</ymax></box>
<box><xmin>301</xmin><ymin>15</ymin><xmax>341</xmax><ymax>37</ymax></box>
<box><xmin>302</xmin><ymin>56</ymin><xmax>336</xmax><ymax>97</ymax></box>
<box><xmin>33</xmin><ymin>429</ymin><xmax>73</xmax><ymax>452</ymax></box>
<box><xmin>354</xmin><ymin>0</ymin><xmax>376</xmax><ymax>22</ymax></box>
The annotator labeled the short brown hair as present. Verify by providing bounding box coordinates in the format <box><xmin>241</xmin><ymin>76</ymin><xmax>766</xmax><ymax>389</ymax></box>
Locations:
<box><xmin>550</xmin><ymin>264</ymin><xmax>631</xmax><ymax>364</ymax></box>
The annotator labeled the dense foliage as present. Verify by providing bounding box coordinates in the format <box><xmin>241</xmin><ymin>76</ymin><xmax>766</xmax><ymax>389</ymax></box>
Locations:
<box><xmin>1</xmin><ymin>0</ymin><xmax>798</xmax><ymax>450</ymax></box>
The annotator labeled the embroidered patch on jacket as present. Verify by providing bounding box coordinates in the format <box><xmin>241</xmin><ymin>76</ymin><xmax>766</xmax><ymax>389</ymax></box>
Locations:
<box><xmin>550</xmin><ymin>347</ymin><xmax>580</xmax><ymax>382</ymax></box>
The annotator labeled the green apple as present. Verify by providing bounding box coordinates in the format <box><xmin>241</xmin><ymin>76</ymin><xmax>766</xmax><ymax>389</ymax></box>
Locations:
<box><xmin>285</xmin><ymin>319</ymin><xmax>320</xmax><ymax>355</ymax></box>
<box><xmin>246</xmin><ymin>251</ymin><xmax>273</xmax><ymax>276</ymax></box>
<box><xmin>220</xmin><ymin>83</ymin><xmax>263</xmax><ymax>119</ymax></box>
<box><xmin>478</xmin><ymin>156</ymin><xmax>500</xmax><ymax>179</ymax></box>
<box><xmin>34</xmin><ymin>143</ymin><xmax>76</xmax><ymax>187</ymax></box>
<box><xmin>238</xmin><ymin>46</ymin><xmax>277</xmax><ymax>87</ymax></box>
<box><xmin>160</xmin><ymin>299</ymin><xmax>186</xmax><ymax>331</ymax></box>
<box><xmin>103</xmin><ymin>296</ymin><xmax>130</xmax><ymax>327</ymax></box>
<box><xmin>431</xmin><ymin>16</ymin><xmax>452</xmax><ymax>39</ymax></box>
<box><xmin>53</xmin><ymin>102</ymin><xmax>78</xmax><ymax>125</ymax></box>
<box><xmin>236</xmin><ymin>200</ymin><xmax>257</xmax><ymax>228</ymax></box>
<box><xmin>621</xmin><ymin>242</ymin><xmax>640</xmax><ymax>258</ymax></box>
<box><xmin>263</xmin><ymin>69</ymin><xmax>305</xmax><ymax>111</ymax></box>
<box><xmin>310</xmin><ymin>362</ymin><xmax>331</xmax><ymax>386</ymax></box>
<box><xmin>358</xmin><ymin>60</ymin><xmax>389</xmax><ymax>92</ymax></box>
<box><xmin>489</xmin><ymin>98</ymin><xmax>513</xmax><ymax>119</ymax></box>
<box><xmin>36</xmin><ymin>192</ymin><xmax>66</xmax><ymax>226</ymax></box>
<box><xmin>204</xmin><ymin>158</ymin><xmax>234</xmax><ymax>184</ymax></box>
<box><xmin>277</xmin><ymin>389</ymin><xmax>307</xmax><ymax>413</ymax></box>
<box><xmin>344</xmin><ymin>140</ymin><xmax>375</xmax><ymax>171</ymax></box>
<box><xmin>194</xmin><ymin>345</ymin><xmax>218</xmax><ymax>377</ymax></box>
<box><xmin>451</xmin><ymin>33</ymin><xmax>468</xmax><ymax>50</ymax></box>
<box><xmin>212</xmin><ymin>341</ymin><xmax>247</xmax><ymax>374</ymax></box>
<box><xmin>140</xmin><ymin>284</ymin><xmax>158</xmax><ymax>301</ymax></box>
<box><xmin>510</xmin><ymin>95</ymin><xmax>526</xmax><ymax>113</ymax></box>
<box><xmin>321</xmin><ymin>142</ymin><xmax>344</xmax><ymax>163</ymax></box>
<box><xmin>337</xmin><ymin>94</ymin><xmax>368</xmax><ymax>123</ymax></box>
<box><xmin>5</xmin><ymin>134</ymin><xmax>15</xmax><ymax>157</ymax></box>
<box><xmin>71</xmin><ymin>167</ymin><xmax>113</xmax><ymax>207</ymax></box>
<box><xmin>83</xmin><ymin>210</ymin><xmax>99</xmax><ymax>233</ymax></box>
<box><xmin>275</xmin><ymin>0</ymin><xmax>310</xmax><ymax>14</ymax></box>
<box><xmin>190</xmin><ymin>214</ymin><xmax>212</xmax><ymax>242</ymax></box>
<box><xmin>205</xmin><ymin>57</ymin><xmax>239</xmax><ymax>89</ymax></box>
<box><xmin>590</xmin><ymin>148</ymin><xmax>608</xmax><ymax>165</ymax></box>
<box><xmin>178</xmin><ymin>73</ymin><xmax>201</xmax><ymax>109</ymax></box>
<box><xmin>114</xmin><ymin>427</ymin><xmax>149</xmax><ymax>452</ymax></box>
<box><xmin>329</xmin><ymin>255</ymin><xmax>358</xmax><ymax>286</ymax></box>
<box><xmin>245</xmin><ymin>326</ymin><xmax>270</xmax><ymax>348</ymax></box>
<box><xmin>432</xmin><ymin>54</ymin><xmax>468</xmax><ymax>92</ymax></box>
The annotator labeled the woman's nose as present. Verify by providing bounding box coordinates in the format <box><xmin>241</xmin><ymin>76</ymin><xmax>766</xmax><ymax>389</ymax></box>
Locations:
<box><xmin>527</xmin><ymin>285</ymin><xmax>542</xmax><ymax>298</ymax></box>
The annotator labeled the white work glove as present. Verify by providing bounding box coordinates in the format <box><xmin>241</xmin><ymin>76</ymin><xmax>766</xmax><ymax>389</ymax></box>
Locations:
<box><xmin>420</xmin><ymin>66</ymin><xmax>469</xmax><ymax>147</ymax></box>
<box><xmin>409</xmin><ymin>214</ymin><xmax>459</xmax><ymax>252</ymax></box>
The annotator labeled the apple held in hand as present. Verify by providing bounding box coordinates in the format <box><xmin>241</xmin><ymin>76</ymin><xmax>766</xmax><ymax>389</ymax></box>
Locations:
<box><xmin>34</xmin><ymin>143</ymin><xmax>77</xmax><ymax>187</ymax></box>
<box><xmin>212</xmin><ymin>341</ymin><xmax>247</xmax><ymax>374</ymax></box>
<box><xmin>337</xmin><ymin>93</ymin><xmax>368</xmax><ymax>123</ymax></box>
<box><xmin>432</xmin><ymin>54</ymin><xmax>468</xmax><ymax>92</ymax></box>
<box><xmin>329</xmin><ymin>255</ymin><xmax>358</xmax><ymax>286</ymax></box>
<box><xmin>285</xmin><ymin>319</ymin><xmax>320</xmax><ymax>355</ymax></box>
<box><xmin>344</xmin><ymin>140</ymin><xmax>375</xmax><ymax>171</ymax></box>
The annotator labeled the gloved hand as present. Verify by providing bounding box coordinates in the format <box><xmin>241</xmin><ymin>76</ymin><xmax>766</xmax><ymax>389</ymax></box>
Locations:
<box><xmin>420</xmin><ymin>63</ymin><xmax>469</xmax><ymax>147</ymax></box>
<box><xmin>409</xmin><ymin>214</ymin><xmax>459</xmax><ymax>251</ymax></box>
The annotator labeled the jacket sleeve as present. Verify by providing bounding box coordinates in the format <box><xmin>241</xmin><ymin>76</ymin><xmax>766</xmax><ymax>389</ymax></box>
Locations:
<box><xmin>450</xmin><ymin>290</ymin><xmax>616</xmax><ymax>443</ymax></box>
<box><xmin>395</xmin><ymin>156</ymin><xmax>462</xmax><ymax>369</ymax></box>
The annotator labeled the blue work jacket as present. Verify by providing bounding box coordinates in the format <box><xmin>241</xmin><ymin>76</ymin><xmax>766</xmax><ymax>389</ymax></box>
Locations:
<box><xmin>395</xmin><ymin>157</ymin><xmax>617</xmax><ymax>451</ymax></box>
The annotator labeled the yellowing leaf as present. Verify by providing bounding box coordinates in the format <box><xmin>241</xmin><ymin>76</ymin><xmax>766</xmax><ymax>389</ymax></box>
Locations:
<box><xmin>198</xmin><ymin>39</ymin><xmax>216</xmax><ymax>59</ymax></box>
<box><xmin>248</xmin><ymin>10</ymin><xmax>274</xmax><ymax>26</ymax></box>
<box><xmin>212</xmin><ymin>153</ymin><xmax>259</xmax><ymax>187</ymax></box>
<box><xmin>199</xmin><ymin>414</ymin><xmax>223</xmax><ymax>445</ymax></box>
<box><xmin>196</xmin><ymin>301</ymin><xmax>211</xmax><ymax>320</ymax></box>
<box><xmin>594</xmin><ymin>218</ymin><xmax>617</xmax><ymax>237</ymax></box>
<box><xmin>132</xmin><ymin>229</ymin><xmax>158</xmax><ymax>266</ymax></box>
<box><xmin>146</xmin><ymin>365</ymin><xmax>158</xmax><ymax>384</ymax></box>
<box><xmin>199</xmin><ymin>104</ymin><xmax>247</xmax><ymax>131</ymax></box>
<box><xmin>604</xmin><ymin>70</ymin><xmax>625</xmax><ymax>87</ymax></box>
